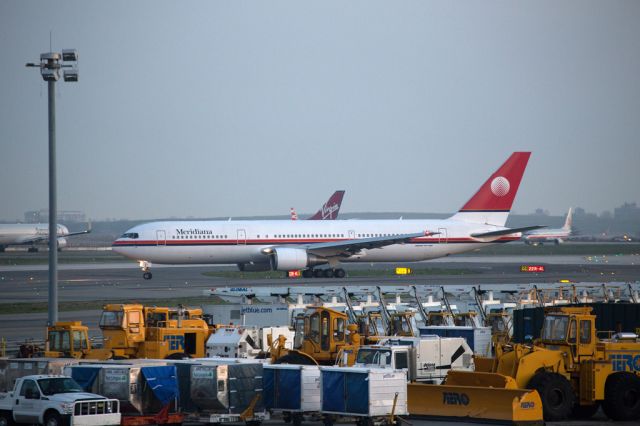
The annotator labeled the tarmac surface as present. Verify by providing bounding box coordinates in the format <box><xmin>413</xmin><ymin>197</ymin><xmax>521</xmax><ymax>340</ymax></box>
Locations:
<box><xmin>0</xmin><ymin>254</ymin><xmax>638</xmax><ymax>426</ymax></box>
<box><xmin>1</xmin><ymin>254</ymin><xmax>639</xmax><ymax>343</ymax></box>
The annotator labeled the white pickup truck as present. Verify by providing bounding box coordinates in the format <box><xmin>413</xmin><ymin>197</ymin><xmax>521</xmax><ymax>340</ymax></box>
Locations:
<box><xmin>0</xmin><ymin>375</ymin><xmax>120</xmax><ymax>426</ymax></box>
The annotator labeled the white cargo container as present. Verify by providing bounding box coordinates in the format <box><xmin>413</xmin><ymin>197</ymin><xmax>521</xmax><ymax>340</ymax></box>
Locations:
<box><xmin>205</xmin><ymin>326</ymin><xmax>294</xmax><ymax>358</ymax></box>
<box><xmin>418</xmin><ymin>325</ymin><xmax>492</xmax><ymax>357</ymax></box>
<box><xmin>202</xmin><ymin>303</ymin><xmax>293</xmax><ymax>328</ymax></box>
<box><xmin>320</xmin><ymin>366</ymin><xmax>407</xmax><ymax>422</ymax></box>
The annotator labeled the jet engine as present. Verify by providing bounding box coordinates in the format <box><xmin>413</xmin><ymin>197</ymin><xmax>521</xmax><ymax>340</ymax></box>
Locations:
<box><xmin>56</xmin><ymin>237</ymin><xmax>68</xmax><ymax>248</ymax></box>
<box><xmin>269</xmin><ymin>247</ymin><xmax>327</xmax><ymax>271</ymax></box>
<box><xmin>237</xmin><ymin>262</ymin><xmax>271</xmax><ymax>272</ymax></box>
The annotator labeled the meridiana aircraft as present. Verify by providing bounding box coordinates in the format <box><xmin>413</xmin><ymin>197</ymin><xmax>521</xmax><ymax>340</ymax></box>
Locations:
<box><xmin>113</xmin><ymin>152</ymin><xmax>541</xmax><ymax>280</ymax></box>
<box><xmin>523</xmin><ymin>207</ymin><xmax>573</xmax><ymax>245</ymax></box>
<box><xmin>0</xmin><ymin>223</ymin><xmax>91</xmax><ymax>252</ymax></box>
<box><xmin>290</xmin><ymin>190</ymin><xmax>345</xmax><ymax>220</ymax></box>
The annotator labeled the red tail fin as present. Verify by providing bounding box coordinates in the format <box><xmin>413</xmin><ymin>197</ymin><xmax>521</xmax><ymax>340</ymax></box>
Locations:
<box><xmin>308</xmin><ymin>190</ymin><xmax>345</xmax><ymax>220</ymax></box>
<box><xmin>451</xmin><ymin>152</ymin><xmax>530</xmax><ymax>226</ymax></box>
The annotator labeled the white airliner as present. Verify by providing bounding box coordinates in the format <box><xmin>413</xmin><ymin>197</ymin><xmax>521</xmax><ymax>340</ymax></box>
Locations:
<box><xmin>113</xmin><ymin>152</ymin><xmax>541</xmax><ymax>280</ymax></box>
<box><xmin>523</xmin><ymin>207</ymin><xmax>573</xmax><ymax>245</ymax></box>
<box><xmin>290</xmin><ymin>190</ymin><xmax>345</xmax><ymax>220</ymax></box>
<box><xmin>0</xmin><ymin>223</ymin><xmax>91</xmax><ymax>252</ymax></box>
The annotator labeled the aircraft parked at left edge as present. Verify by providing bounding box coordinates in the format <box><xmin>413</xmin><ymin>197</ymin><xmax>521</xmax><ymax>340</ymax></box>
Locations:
<box><xmin>113</xmin><ymin>152</ymin><xmax>542</xmax><ymax>280</ymax></box>
<box><xmin>0</xmin><ymin>223</ymin><xmax>91</xmax><ymax>252</ymax></box>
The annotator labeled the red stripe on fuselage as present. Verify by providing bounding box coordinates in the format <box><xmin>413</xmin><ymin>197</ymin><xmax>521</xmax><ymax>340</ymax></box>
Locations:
<box><xmin>112</xmin><ymin>236</ymin><xmax>520</xmax><ymax>247</ymax></box>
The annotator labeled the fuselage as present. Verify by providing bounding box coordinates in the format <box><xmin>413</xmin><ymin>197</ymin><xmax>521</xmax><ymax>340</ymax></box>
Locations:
<box><xmin>523</xmin><ymin>228</ymin><xmax>570</xmax><ymax>242</ymax></box>
<box><xmin>0</xmin><ymin>223</ymin><xmax>70</xmax><ymax>246</ymax></box>
<box><xmin>112</xmin><ymin>218</ymin><xmax>519</xmax><ymax>266</ymax></box>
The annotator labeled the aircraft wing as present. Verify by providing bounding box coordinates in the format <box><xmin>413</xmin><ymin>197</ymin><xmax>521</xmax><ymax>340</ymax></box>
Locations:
<box><xmin>305</xmin><ymin>231</ymin><xmax>438</xmax><ymax>257</ymax></box>
<box><xmin>65</xmin><ymin>229</ymin><xmax>92</xmax><ymax>237</ymax></box>
<box><xmin>14</xmin><ymin>235</ymin><xmax>48</xmax><ymax>245</ymax></box>
<box><xmin>471</xmin><ymin>225</ymin><xmax>545</xmax><ymax>239</ymax></box>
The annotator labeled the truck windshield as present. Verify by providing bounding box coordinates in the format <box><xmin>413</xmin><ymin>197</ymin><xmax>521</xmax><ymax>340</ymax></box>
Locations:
<box><xmin>48</xmin><ymin>330</ymin><xmax>70</xmax><ymax>352</ymax></box>
<box><xmin>542</xmin><ymin>315</ymin><xmax>569</xmax><ymax>341</ymax></box>
<box><xmin>100</xmin><ymin>310</ymin><xmax>124</xmax><ymax>329</ymax></box>
<box><xmin>38</xmin><ymin>378</ymin><xmax>83</xmax><ymax>395</ymax></box>
<box><xmin>356</xmin><ymin>348</ymin><xmax>392</xmax><ymax>366</ymax></box>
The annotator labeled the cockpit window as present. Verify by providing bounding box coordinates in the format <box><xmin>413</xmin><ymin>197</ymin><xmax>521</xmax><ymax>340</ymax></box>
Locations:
<box><xmin>121</xmin><ymin>232</ymin><xmax>139</xmax><ymax>239</ymax></box>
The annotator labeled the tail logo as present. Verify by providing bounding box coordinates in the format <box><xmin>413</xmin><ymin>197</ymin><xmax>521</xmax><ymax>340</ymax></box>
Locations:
<box><xmin>321</xmin><ymin>203</ymin><xmax>339</xmax><ymax>219</ymax></box>
<box><xmin>490</xmin><ymin>176</ymin><xmax>510</xmax><ymax>197</ymax></box>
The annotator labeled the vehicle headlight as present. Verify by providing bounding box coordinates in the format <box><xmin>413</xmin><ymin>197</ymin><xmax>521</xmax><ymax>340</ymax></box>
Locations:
<box><xmin>61</xmin><ymin>402</ymin><xmax>74</xmax><ymax>414</ymax></box>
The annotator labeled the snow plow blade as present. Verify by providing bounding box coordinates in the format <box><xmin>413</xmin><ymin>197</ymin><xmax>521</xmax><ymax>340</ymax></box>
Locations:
<box><xmin>408</xmin><ymin>371</ymin><xmax>543</xmax><ymax>424</ymax></box>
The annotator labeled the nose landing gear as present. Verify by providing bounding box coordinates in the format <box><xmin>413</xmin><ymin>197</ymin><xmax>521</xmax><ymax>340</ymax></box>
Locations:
<box><xmin>139</xmin><ymin>261</ymin><xmax>153</xmax><ymax>280</ymax></box>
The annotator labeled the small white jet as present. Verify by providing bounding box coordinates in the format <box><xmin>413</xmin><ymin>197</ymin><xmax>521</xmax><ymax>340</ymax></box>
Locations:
<box><xmin>0</xmin><ymin>223</ymin><xmax>91</xmax><ymax>252</ymax></box>
<box><xmin>523</xmin><ymin>208</ymin><xmax>573</xmax><ymax>245</ymax></box>
<box><xmin>113</xmin><ymin>152</ymin><xmax>542</xmax><ymax>279</ymax></box>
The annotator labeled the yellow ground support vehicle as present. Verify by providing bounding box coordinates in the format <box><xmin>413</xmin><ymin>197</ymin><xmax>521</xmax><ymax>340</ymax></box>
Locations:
<box><xmin>45</xmin><ymin>304</ymin><xmax>211</xmax><ymax>360</ymax></box>
<box><xmin>270</xmin><ymin>306</ymin><xmax>361</xmax><ymax>366</ymax></box>
<box><xmin>450</xmin><ymin>306</ymin><xmax>640</xmax><ymax>421</ymax></box>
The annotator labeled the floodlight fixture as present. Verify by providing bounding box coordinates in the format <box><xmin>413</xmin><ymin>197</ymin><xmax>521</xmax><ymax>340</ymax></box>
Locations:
<box><xmin>41</xmin><ymin>52</ymin><xmax>61</xmax><ymax>62</ymax></box>
<box><xmin>62</xmin><ymin>49</ymin><xmax>78</xmax><ymax>62</ymax></box>
<box><xmin>63</xmin><ymin>67</ymin><xmax>78</xmax><ymax>82</ymax></box>
<box><xmin>42</xmin><ymin>68</ymin><xmax>60</xmax><ymax>81</ymax></box>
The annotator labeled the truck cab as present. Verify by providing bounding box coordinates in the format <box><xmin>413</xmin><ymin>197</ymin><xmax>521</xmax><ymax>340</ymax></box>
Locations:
<box><xmin>0</xmin><ymin>375</ymin><xmax>120</xmax><ymax>426</ymax></box>
<box><xmin>354</xmin><ymin>335</ymin><xmax>474</xmax><ymax>383</ymax></box>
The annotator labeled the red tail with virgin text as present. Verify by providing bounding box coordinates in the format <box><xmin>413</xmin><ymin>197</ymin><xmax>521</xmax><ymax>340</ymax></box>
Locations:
<box><xmin>308</xmin><ymin>190</ymin><xmax>346</xmax><ymax>220</ymax></box>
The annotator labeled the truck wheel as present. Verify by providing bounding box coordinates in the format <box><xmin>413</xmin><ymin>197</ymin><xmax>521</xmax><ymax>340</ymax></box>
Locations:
<box><xmin>356</xmin><ymin>418</ymin><xmax>374</xmax><ymax>426</ymax></box>
<box><xmin>292</xmin><ymin>413</ymin><xmax>303</xmax><ymax>426</ymax></box>
<box><xmin>0</xmin><ymin>410</ymin><xmax>14</xmax><ymax>426</ymax></box>
<box><xmin>527</xmin><ymin>371</ymin><xmax>574</xmax><ymax>421</ymax></box>
<box><xmin>274</xmin><ymin>353</ymin><xmax>317</xmax><ymax>365</ymax></box>
<box><xmin>571</xmin><ymin>402</ymin><xmax>599</xmax><ymax>419</ymax></box>
<box><xmin>43</xmin><ymin>411</ymin><xmax>64</xmax><ymax>426</ymax></box>
<box><xmin>322</xmin><ymin>415</ymin><xmax>333</xmax><ymax>426</ymax></box>
<box><xmin>166</xmin><ymin>352</ymin><xmax>191</xmax><ymax>360</ymax></box>
<box><xmin>603</xmin><ymin>372</ymin><xmax>640</xmax><ymax>420</ymax></box>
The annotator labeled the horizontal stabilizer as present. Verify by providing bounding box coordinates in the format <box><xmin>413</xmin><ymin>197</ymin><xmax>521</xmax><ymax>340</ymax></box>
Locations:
<box><xmin>471</xmin><ymin>225</ymin><xmax>545</xmax><ymax>239</ymax></box>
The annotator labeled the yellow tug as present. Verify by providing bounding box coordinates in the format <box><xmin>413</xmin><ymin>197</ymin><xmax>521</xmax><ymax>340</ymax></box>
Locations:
<box><xmin>409</xmin><ymin>306</ymin><xmax>640</xmax><ymax>423</ymax></box>
<box><xmin>44</xmin><ymin>303</ymin><xmax>211</xmax><ymax>359</ymax></box>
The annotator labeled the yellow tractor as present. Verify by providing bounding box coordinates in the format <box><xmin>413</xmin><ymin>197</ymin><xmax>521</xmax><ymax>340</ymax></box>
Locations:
<box><xmin>445</xmin><ymin>306</ymin><xmax>640</xmax><ymax>421</ymax></box>
<box><xmin>270</xmin><ymin>306</ymin><xmax>361</xmax><ymax>366</ymax></box>
<box><xmin>45</xmin><ymin>303</ymin><xmax>211</xmax><ymax>360</ymax></box>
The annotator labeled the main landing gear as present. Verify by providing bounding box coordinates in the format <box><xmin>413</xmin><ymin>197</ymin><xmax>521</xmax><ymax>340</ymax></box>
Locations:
<box><xmin>301</xmin><ymin>268</ymin><xmax>346</xmax><ymax>279</ymax></box>
<box><xmin>139</xmin><ymin>260</ymin><xmax>153</xmax><ymax>280</ymax></box>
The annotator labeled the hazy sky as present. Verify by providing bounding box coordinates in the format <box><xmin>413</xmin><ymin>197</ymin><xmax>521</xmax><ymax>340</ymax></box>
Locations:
<box><xmin>1</xmin><ymin>1</ymin><xmax>639</xmax><ymax>221</ymax></box>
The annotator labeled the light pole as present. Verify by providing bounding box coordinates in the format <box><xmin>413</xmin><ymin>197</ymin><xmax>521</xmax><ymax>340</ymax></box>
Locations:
<box><xmin>26</xmin><ymin>49</ymin><xmax>78</xmax><ymax>326</ymax></box>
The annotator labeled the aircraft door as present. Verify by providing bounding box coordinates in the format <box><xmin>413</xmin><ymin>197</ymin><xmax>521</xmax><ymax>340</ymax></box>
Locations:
<box><xmin>156</xmin><ymin>230</ymin><xmax>166</xmax><ymax>246</ymax></box>
<box><xmin>438</xmin><ymin>228</ymin><xmax>448</xmax><ymax>243</ymax></box>
<box><xmin>237</xmin><ymin>229</ymin><xmax>246</xmax><ymax>245</ymax></box>
<box><xmin>348</xmin><ymin>230</ymin><xmax>355</xmax><ymax>239</ymax></box>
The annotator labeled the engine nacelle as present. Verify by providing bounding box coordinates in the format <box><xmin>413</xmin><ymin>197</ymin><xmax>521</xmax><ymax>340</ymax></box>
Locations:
<box><xmin>237</xmin><ymin>262</ymin><xmax>271</xmax><ymax>272</ymax></box>
<box><xmin>56</xmin><ymin>237</ymin><xmax>68</xmax><ymax>248</ymax></box>
<box><xmin>270</xmin><ymin>247</ymin><xmax>327</xmax><ymax>271</ymax></box>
